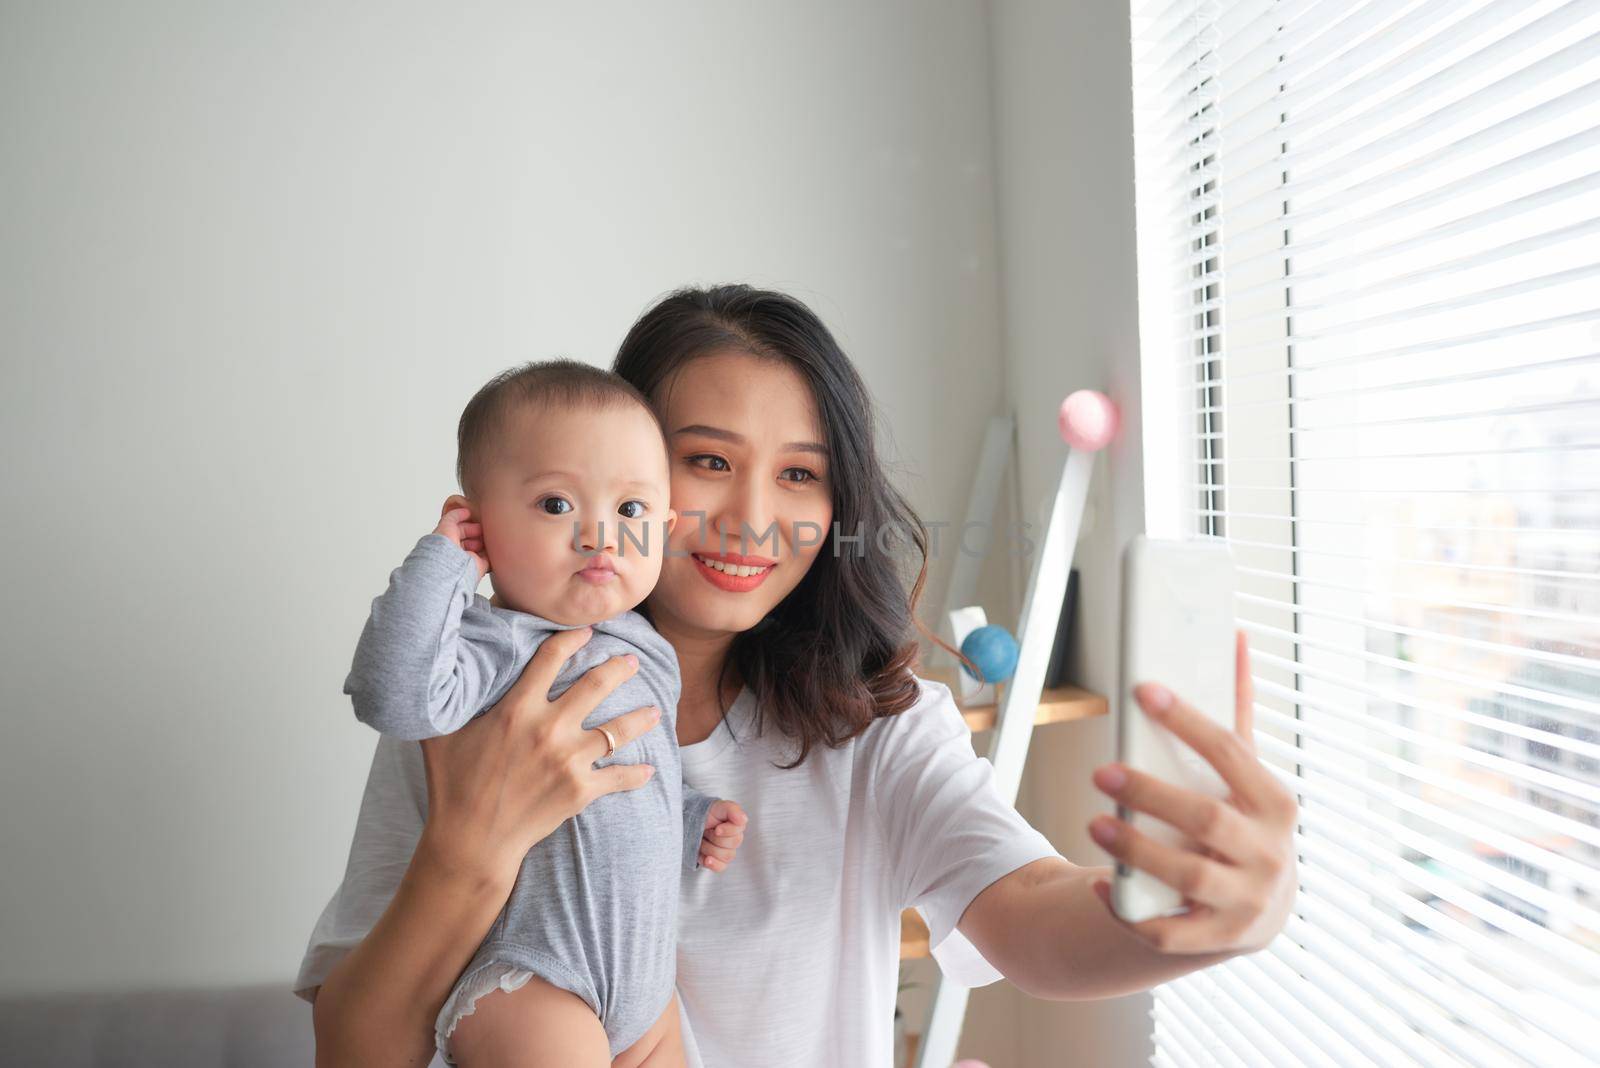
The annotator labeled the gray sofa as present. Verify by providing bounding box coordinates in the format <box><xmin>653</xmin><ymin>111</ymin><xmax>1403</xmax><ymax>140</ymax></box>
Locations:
<box><xmin>0</xmin><ymin>984</ymin><xmax>404</xmax><ymax>1067</ymax></box>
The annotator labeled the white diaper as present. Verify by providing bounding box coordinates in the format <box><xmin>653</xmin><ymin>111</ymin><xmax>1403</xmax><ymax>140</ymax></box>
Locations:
<box><xmin>435</xmin><ymin>962</ymin><xmax>538</xmax><ymax>1064</ymax></box>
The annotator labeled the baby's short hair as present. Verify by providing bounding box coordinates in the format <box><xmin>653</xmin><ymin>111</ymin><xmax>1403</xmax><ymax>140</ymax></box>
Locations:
<box><xmin>456</xmin><ymin>358</ymin><xmax>663</xmax><ymax>497</ymax></box>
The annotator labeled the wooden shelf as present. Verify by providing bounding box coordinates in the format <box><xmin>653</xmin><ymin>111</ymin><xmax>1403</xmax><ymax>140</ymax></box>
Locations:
<box><xmin>899</xmin><ymin>670</ymin><xmax>1108</xmax><ymax>959</ymax></box>
<box><xmin>919</xmin><ymin>665</ymin><xmax>1109</xmax><ymax>734</ymax></box>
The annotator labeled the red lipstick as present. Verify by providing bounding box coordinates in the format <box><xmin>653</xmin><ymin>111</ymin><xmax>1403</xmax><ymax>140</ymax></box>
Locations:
<box><xmin>690</xmin><ymin>550</ymin><xmax>775</xmax><ymax>593</ymax></box>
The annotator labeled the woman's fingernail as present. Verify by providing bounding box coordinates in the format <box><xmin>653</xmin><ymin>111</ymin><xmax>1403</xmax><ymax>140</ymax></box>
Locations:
<box><xmin>1094</xmin><ymin>765</ymin><xmax>1127</xmax><ymax>792</ymax></box>
<box><xmin>626</xmin><ymin>654</ymin><xmax>638</xmax><ymax>669</ymax></box>
<box><xmin>1138</xmin><ymin>683</ymin><xmax>1173</xmax><ymax>713</ymax></box>
<box><xmin>1089</xmin><ymin>817</ymin><xmax>1119</xmax><ymax>846</ymax></box>
<box><xmin>649</xmin><ymin>707</ymin><xmax>661</xmax><ymax>722</ymax></box>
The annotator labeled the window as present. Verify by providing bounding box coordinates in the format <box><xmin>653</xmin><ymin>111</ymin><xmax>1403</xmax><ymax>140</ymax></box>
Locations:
<box><xmin>1130</xmin><ymin>1</ymin><xmax>1600</xmax><ymax>1064</ymax></box>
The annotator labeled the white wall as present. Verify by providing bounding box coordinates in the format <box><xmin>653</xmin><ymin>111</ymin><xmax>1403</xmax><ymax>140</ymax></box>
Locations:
<box><xmin>0</xmin><ymin>0</ymin><xmax>1011</xmax><ymax>997</ymax></box>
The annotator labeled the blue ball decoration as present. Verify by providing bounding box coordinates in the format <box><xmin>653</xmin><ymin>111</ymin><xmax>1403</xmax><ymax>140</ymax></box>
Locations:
<box><xmin>960</xmin><ymin>624</ymin><xmax>1020</xmax><ymax>684</ymax></box>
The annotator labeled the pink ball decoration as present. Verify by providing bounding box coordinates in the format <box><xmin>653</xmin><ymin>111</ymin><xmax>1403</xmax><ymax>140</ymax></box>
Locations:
<box><xmin>1058</xmin><ymin>390</ymin><xmax>1119</xmax><ymax>451</ymax></box>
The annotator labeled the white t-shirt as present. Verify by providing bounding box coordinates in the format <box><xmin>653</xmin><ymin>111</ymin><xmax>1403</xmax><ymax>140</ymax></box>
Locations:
<box><xmin>295</xmin><ymin>675</ymin><xmax>1065</xmax><ymax>1067</ymax></box>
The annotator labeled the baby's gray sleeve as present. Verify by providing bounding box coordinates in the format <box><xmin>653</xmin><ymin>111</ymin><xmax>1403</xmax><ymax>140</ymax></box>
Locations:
<box><xmin>344</xmin><ymin>534</ymin><xmax>514</xmax><ymax>740</ymax></box>
<box><xmin>682</xmin><ymin>786</ymin><xmax>718</xmax><ymax>872</ymax></box>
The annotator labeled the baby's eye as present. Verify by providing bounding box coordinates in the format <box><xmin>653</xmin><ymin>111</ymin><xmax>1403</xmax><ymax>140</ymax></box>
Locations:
<box><xmin>618</xmin><ymin>500</ymin><xmax>647</xmax><ymax>519</ymax></box>
<box><xmin>537</xmin><ymin>496</ymin><xmax>573</xmax><ymax>515</ymax></box>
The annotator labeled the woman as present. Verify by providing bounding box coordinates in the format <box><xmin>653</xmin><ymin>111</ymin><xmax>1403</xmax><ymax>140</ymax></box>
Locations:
<box><xmin>302</xmin><ymin>285</ymin><xmax>1298</xmax><ymax>1066</ymax></box>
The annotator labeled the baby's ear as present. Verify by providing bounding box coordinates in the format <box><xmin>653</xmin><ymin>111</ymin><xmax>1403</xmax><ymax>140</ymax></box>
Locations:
<box><xmin>441</xmin><ymin>493</ymin><xmax>473</xmax><ymax>519</ymax></box>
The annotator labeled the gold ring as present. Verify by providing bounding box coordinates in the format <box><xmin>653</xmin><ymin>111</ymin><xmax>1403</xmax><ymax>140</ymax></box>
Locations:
<box><xmin>596</xmin><ymin>724</ymin><xmax>617</xmax><ymax>758</ymax></box>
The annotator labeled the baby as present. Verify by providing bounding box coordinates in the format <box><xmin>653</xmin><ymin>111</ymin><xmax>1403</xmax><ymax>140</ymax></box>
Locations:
<box><xmin>344</xmin><ymin>359</ymin><xmax>747</xmax><ymax>1066</ymax></box>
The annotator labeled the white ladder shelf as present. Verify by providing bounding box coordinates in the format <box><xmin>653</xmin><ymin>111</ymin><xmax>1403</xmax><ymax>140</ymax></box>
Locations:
<box><xmin>909</xmin><ymin>402</ymin><xmax>1114</xmax><ymax>1068</ymax></box>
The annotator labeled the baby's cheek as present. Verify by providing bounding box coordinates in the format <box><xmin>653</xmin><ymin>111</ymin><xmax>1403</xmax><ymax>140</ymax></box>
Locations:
<box><xmin>638</xmin><ymin>529</ymin><xmax>671</xmax><ymax>582</ymax></box>
<box><xmin>628</xmin><ymin>564</ymin><xmax>662</xmax><ymax>606</ymax></box>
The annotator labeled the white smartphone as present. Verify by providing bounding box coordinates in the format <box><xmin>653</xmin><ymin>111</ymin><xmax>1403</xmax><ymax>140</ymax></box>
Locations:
<box><xmin>1112</xmin><ymin>535</ymin><xmax>1238</xmax><ymax>923</ymax></box>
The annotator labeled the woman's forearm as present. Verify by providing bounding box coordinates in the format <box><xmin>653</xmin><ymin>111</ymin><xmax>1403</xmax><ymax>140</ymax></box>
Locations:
<box><xmin>961</xmin><ymin>857</ymin><xmax>1236</xmax><ymax>1001</ymax></box>
<box><xmin>312</xmin><ymin>828</ymin><xmax>516</xmax><ymax>1067</ymax></box>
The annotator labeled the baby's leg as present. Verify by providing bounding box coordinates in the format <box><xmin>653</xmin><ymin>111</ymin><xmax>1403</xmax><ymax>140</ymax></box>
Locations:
<box><xmin>612</xmin><ymin>993</ymin><xmax>686</xmax><ymax>1068</ymax></box>
<box><xmin>449</xmin><ymin>976</ymin><xmax>609</xmax><ymax>1068</ymax></box>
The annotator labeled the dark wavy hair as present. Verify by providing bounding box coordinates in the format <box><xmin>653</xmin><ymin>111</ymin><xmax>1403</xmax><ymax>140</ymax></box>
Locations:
<box><xmin>613</xmin><ymin>284</ymin><xmax>964</xmax><ymax>769</ymax></box>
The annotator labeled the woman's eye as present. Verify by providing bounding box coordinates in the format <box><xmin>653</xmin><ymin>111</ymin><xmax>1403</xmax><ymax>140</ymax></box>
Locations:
<box><xmin>782</xmin><ymin>467</ymin><xmax>821</xmax><ymax>484</ymax></box>
<box><xmin>618</xmin><ymin>500</ymin><xmax>647</xmax><ymax>519</ymax></box>
<box><xmin>687</xmin><ymin>453</ymin><xmax>730</xmax><ymax>472</ymax></box>
<box><xmin>537</xmin><ymin>496</ymin><xmax>572</xmax><ymax>515</ymax></box>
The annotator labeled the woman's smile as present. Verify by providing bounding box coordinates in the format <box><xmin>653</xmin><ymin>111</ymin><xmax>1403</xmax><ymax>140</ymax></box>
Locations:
<box><xmin>691</xmin><ymin>550</ymin><xmax>775</xmax><ymax>592</ymax></box>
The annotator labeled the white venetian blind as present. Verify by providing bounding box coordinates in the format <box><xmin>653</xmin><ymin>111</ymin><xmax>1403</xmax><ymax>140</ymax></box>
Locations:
<box><xmin>1128</xmin><ymin>1</ymin><xmax>1600</xmax><ymax>1066</ymax></box>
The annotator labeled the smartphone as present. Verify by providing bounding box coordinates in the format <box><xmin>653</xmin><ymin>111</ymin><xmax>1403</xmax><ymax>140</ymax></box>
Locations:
<box><xmin>1112</xmin><ymin>535</ymin><xmax>1238</xmax><ymax>923</ymax></box>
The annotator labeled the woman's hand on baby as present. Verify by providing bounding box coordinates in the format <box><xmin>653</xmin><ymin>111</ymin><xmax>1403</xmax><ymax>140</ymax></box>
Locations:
<box><xmin>697</xmin><ymin>799</ymin><xmax>748</xmax><ymax>873</ymax></box>
<box><xmin>416</xmin><ymin>626</ymin><xmax>660</xmax><ymax>883</ymax></box>
<box><xmin>435</xmin><ymin>504</ymin><xmax>490</xmax><ymax>580</ymax></box>
<box><xmin>1085</xmin><ymin>630</ymin><xmax>1298</xmax><ymax>955</ymax></box>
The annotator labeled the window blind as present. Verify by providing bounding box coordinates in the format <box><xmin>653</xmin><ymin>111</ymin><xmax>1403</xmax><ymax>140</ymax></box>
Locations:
<box><xmin>1128</xmin><ymin>1</ymin><xmax>1600</xmax><ymax>1066</ymax></box>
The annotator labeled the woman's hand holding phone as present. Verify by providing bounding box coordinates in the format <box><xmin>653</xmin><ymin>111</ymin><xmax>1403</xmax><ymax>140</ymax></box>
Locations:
<box><xmin>1086</xmin><ymin>630</ymin><xmax>1298</xmax><ymax>955</ymax></box>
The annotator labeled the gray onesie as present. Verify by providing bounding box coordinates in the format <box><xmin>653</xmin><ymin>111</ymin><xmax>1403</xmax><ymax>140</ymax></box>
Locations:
<box><xmin>344</xmin><ymin>533</ymin><xmax>717</xmax><ymax>1060</ymax></box>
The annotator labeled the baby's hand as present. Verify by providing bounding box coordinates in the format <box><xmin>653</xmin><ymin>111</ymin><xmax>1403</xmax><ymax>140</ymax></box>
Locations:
<box><xmin>435</xmin><ymin>506</ymin><xmax>490</xmax><ymax>580</ymax></box>
<box><xmin>698</xmin><ymin>799</ymin><xmax>747</xmax><ymax>873</ymax></box>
